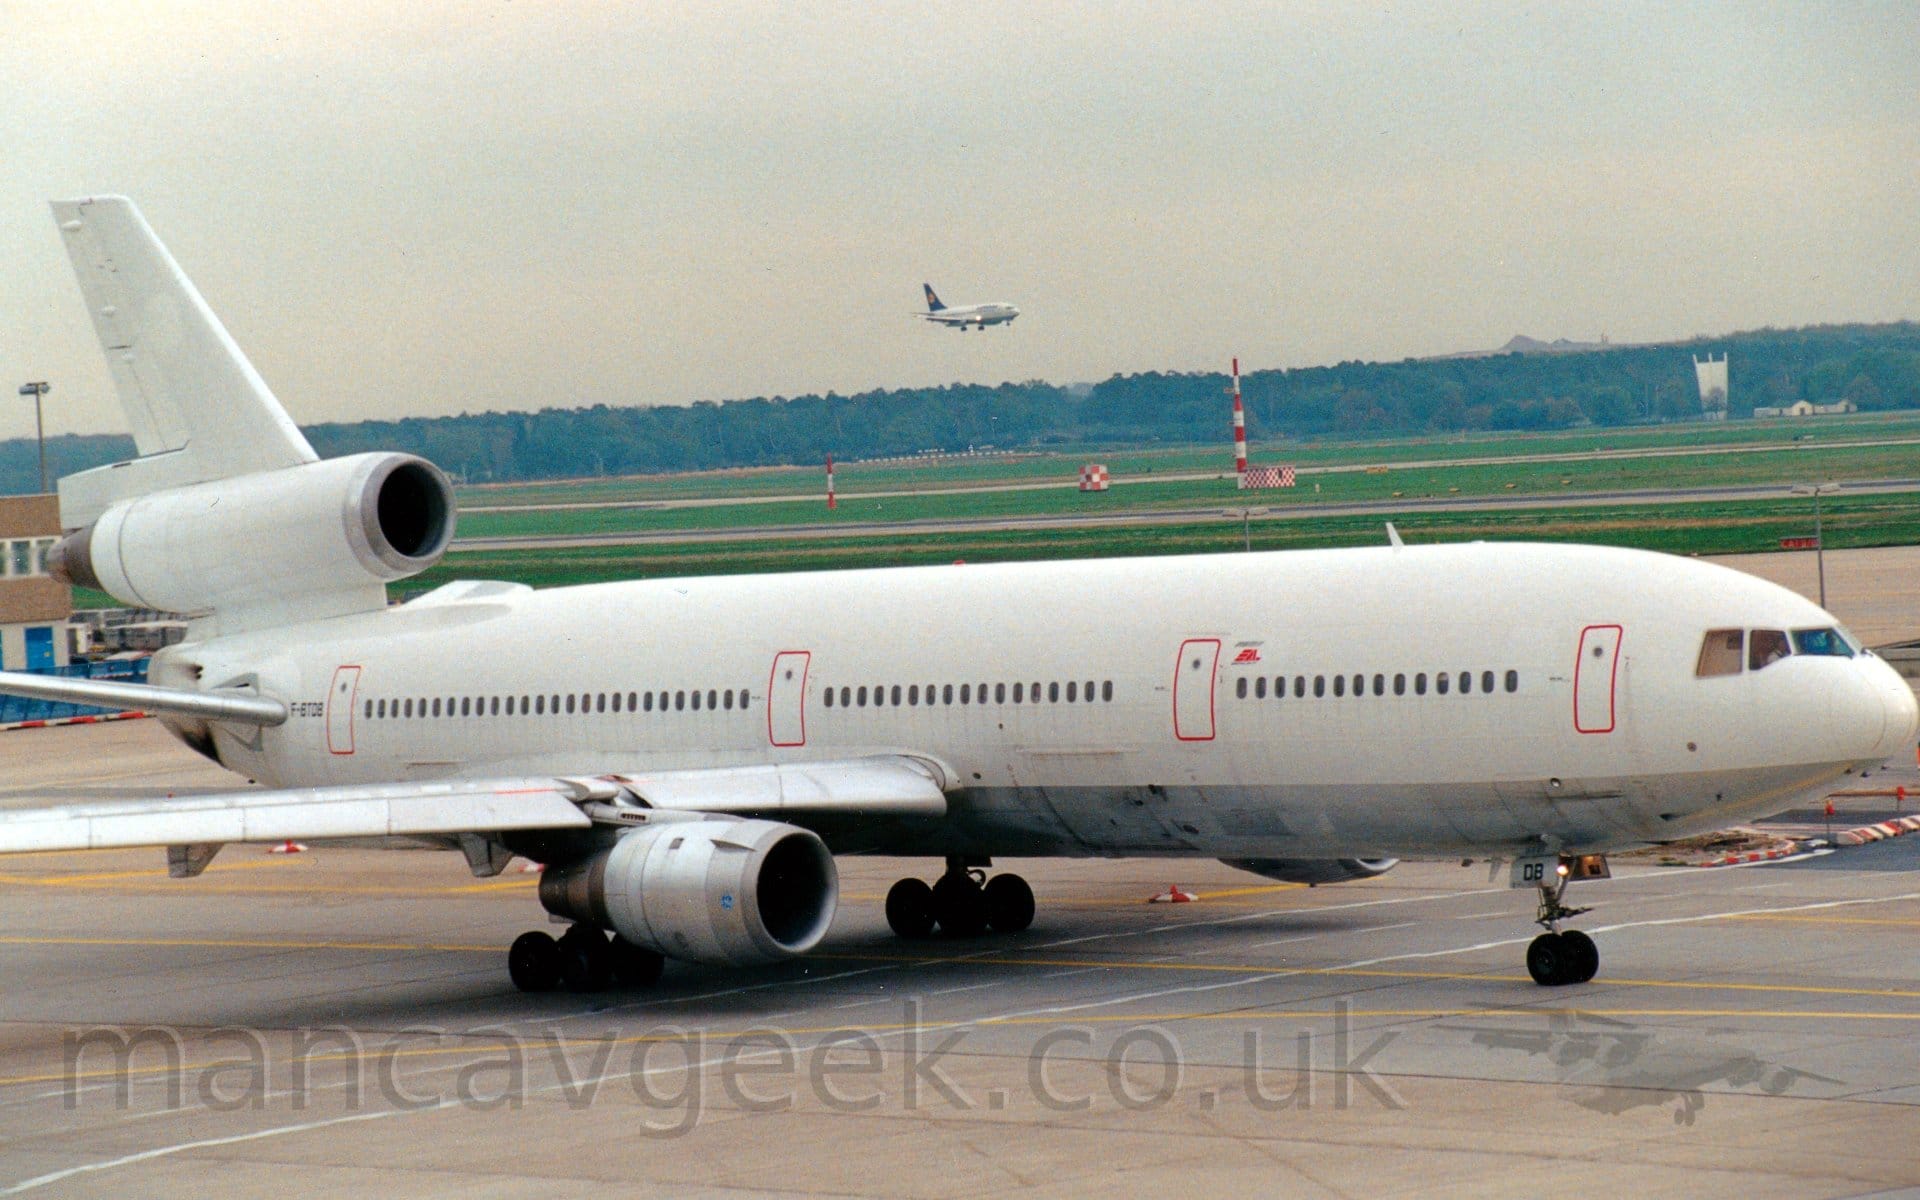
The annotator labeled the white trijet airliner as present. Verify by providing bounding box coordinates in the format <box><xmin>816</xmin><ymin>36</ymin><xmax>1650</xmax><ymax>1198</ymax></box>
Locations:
<box><xmin>917</xmin><ymin>283</ymin><xmax>1018</xmax><ymax>329</ymax></box>
<box><xmin>1</xmin><ymin>197</ymin><xmax>1912</xmax><ymax>995</ymax></box>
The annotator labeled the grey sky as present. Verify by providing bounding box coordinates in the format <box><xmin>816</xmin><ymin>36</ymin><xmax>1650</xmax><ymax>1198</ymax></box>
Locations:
<box><xmin>3</xmin><ymin>2</ymin><xmax>1916</xmax><ymax>439</ymax></box>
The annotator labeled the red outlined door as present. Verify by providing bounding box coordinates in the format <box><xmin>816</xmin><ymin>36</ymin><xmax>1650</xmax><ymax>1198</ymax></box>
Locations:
<box><xmin>1173</xmin><ymin>639</ymin><xmax>1221</xmax><ymax>742</ymax></box>
<box><xmin>326</xmin><ymin>665</ymin><xmax>362</xmax><ymax>755</ymax></box>
<box><xmin>1574</xmin><ymin>625</ymin><xmax>1622</xmax><ymax>734</ymax></box>
<box><xmin>768</xmin><ymin>651</ymin><xmax>810</xmax><ymax>747</ymax></box>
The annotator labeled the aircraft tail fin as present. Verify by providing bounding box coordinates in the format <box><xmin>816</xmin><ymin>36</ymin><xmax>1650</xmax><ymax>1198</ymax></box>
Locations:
<box><xmin>922</xmin><ymin>283</ymin><xmax>945</xmax><ymax>313</ymax></box>
<box><xmin>50</xmin><ymin>197</ymin><xmax>317</xmax><ymax>525</ymax></box>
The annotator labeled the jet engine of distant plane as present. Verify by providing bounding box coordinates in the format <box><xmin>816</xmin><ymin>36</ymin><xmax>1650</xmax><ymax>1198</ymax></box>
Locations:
<box><xmin>49</xmin><ymin>452</ymin><xmax>454</xmax><ymax>617</ymax></box>
<box><xmin>1221</xmin><ymin>856</ymin><xmax>1400</xmax><ymax>886</ymax></box>
<box><xmin>528</xmin><ymin>818</ymin><xmax>838</xmax><ymax>989</ymax></box>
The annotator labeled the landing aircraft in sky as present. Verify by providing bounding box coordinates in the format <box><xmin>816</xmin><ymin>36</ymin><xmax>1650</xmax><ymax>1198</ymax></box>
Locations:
<box><xmin>0</xmin><ymin>197</ymin><xmax>1911</xmax><ymax>994</ymax></box>
<box><xmin>917</xmin><ymin>283</ymin><xmax>1018</xmax><ymax>329</ymax></box>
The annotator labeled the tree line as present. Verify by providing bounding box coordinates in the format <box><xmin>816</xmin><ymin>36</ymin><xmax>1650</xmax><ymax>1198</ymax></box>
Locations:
<box><xmin>4</xmin><ymin>321</ymin><xmax>1917</xmax><ymax>492</ymax></box>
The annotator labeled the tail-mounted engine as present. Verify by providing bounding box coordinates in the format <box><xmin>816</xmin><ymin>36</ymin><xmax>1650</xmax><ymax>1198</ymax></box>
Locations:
<box><xmin>50</xmin><ymin>452</ymin><xmax>454</xmax><ymax>627</ymax></box>
<box><xmin>538</xmin><ymin>818</ymin><xmax>838</xmax><ymax>965</ymax></box>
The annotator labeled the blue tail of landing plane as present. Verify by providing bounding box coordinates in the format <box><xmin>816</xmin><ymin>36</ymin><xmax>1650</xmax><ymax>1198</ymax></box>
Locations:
<box><xmin>922</xmin><ymin>283</ymin><xmax>945</xmax><ymax>313</ymax></box>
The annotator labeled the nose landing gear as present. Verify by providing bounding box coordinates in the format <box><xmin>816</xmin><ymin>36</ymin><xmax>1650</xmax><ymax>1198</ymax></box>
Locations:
<box><xmin>1524</xmin><ymin>855</ymin><xmax>1605</xmax><ymax>986</ymax></box>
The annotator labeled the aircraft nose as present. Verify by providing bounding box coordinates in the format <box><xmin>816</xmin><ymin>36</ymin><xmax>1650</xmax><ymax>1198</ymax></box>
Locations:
<box><xmin>1852</xmin><ymin>655</ymin><xmax>1920</xmax><ymax>762</ymax></box>
<box><xmin>1878</xmin><ymin>660</ymin><xmax>1920</xmax><ymax>759</ymax></box>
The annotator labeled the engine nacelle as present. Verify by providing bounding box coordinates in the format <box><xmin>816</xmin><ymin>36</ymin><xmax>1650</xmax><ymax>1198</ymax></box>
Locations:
<box><xmin>538</xmin><ymin>819</ymin><xmax>838</xmax><ymax>966</ymax></box>
<box><xmin>50</xmin><ymin>452</ymin><xmax>454</xmax><ymax>617</ymax></box>
<box><xmin>1221</xmin><ymin>856</ymin><xmax>1400</xmax><ymax>886</ymax></box>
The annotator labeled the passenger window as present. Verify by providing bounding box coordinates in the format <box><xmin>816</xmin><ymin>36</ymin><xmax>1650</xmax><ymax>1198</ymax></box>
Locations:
<box><xmin>1749</xmin><ymin>629</ymin><xmax>1791</xmax><ymax>671</ymax></box>
<box><xmin>1313</xmin><ymin>675</ymin><xmax>1325</xmax><ymax>698</ymax></box>
<box><xmin>708</xmin><ymin>689</ymin><xmax>718</xmax><ymax>710</ymax></box>
<box><xmin>1236</xmin><ymin>677</ymin><xmax>1248</xmax><ymax>699</ymax></box>
<box><xmin>1414</xmin><ymin>673</ymin><xmax>1427</xmax><ymax>695</ymax></box>
<box><xmin>1505</xmin><ymin>670</ymin><xmax>1519</xmax><ymax>693</ymax></box>
<box><xmin>996</xmin><ymin>683</ymin><xmax>1007</xmax><ymax>703</ymax></box>
<box><xmin>1066</xmin><ymin>681</ymin><xmax>1078</xmax><ymax>702</ymax></box>
<box><xmin>960</xmin><ymin>684</ymin><xmax>971</xmax><ymax>704</ymax></box>
<box><xmin>1012</xmin><ymin>682</ymin><xmax>1024</xmax><ymax>703</ymax></box>
<box><xmin>857</xmin><ymin>686</ymin><xmax>868</xmax><ymax>707</ymax></box>
<box><xmin>1102</xmin><ymin>681</ymin><xmax>1114</xmax><ymax>702</ymax></box>
<box><xmin>1458</xmin><ymin>672</ymin><xmax>1471</xmax><ymax>695</ymax></box>
<box><xmin>942</xmin><ymin>684</ymin><xmax>954</xmax><ymax>705</ymax></box>
<box><xmin>1294</xmin><ymin>675</ymin><xmax>1306</xmax><ymax>698</ymax></box>
<box><xmin>1333</xmin><ymin>675</ymin><xmax>1345</xmax><ymax>698</ymax></box>
<box><xmin>1373</xmin><ymin>674</ymin><xmax>1385</xmax><ymax>696</ymax></box>
<box><xmin>1436</xmin><ymin>673</ymin><xmax>1450</xmax><ymax>695</ymax></box>
<box><xmin>1254</xmin><ymin>676</ymin><xmax>1266</xmax><ymax>699</ymax></box>
<box><xmin>1393</xmin><ymin>673</ymin><xmax>1405</xmax><ymax>696</ymax></box>
<box><xmin>909</xmin><ymin>684</ymin><xmax>920</xmax><ymax>706</ymax></box>
<box><xmin>1048</xmin><ymin>682</ymin><xmax>1060</xmax><ymax>702</ymax></box>
<box><xmin>1792</xmin><ymin>628</ymin><xmax>1856</xmax><ymax>658</ymax></box>
<box><xmin>674</xmin><ymin>691</ymin><xmax>686</xmax><ymax>711</ymax></box>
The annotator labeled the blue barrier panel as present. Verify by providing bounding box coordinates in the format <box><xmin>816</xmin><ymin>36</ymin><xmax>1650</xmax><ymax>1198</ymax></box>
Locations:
<box><xmin>1</xmin><ymin>658</ymin><xmax>151</xmax><ymax>723</ymax></box>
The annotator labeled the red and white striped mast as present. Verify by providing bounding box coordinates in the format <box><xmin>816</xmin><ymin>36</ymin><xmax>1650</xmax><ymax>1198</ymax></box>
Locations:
<box><xmin>825</xmin><ymin>453</ymin><xmax>837</xmax><ymax>510</ymax></box>
<box><xmin>1230</xmin><ymin>357</ymin><xmax>1248</xmax><ymax>475</ymax></box>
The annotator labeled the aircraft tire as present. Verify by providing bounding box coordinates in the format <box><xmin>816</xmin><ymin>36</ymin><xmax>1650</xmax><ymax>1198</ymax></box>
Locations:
<box><xmin>1559</xmin><ymin>929</ymin><xmax>1599</xmax><ymax>984</ymax></box>
<box><xmin>931</xmin><ymin>873</ymin><xmax>988</xmax><ymax>937</ymax></box>
<box><xmin>983</xmin><ymin>873</ymin><xmax>1035</xmax><ymax>933</ymax></box>
<box><xmin>609</xmin><ymin>935</ymin><xmax>666</xmax><ymax>987</ymax></box>
<box><xmin>1526</xmin><ymin>932</ymin><xmax>1570</xmax><ymax>986</ymax></box>
<box><xmin>886</xmin><ymin>878</ymin><xmax>937</xmax><ymax>939</ymax></box>
<box><xmin>508</xmin><ymin>930</ymin><xmax>562</xmax><ymax>993</ymax></box>
<box><xmin>558</xmin><ymin>924</ymin><xmax>614</xmax><ymax>993</ymax></box>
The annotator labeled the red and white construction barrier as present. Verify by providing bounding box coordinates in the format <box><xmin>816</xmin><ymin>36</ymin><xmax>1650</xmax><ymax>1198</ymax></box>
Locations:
<box><xmin>1834</xmin><ymin>815</ymin><xmax>1920</xmax><ymax>847</ymax></box>
<box><xmin>1695</xmin><ymin>843</ymin><xmax>1803</xmax><ymax>867</ymax></box>
<box><xmin>0</xmin><ymin>710</ymin><xmax>150</xmax><ymax>734</ymax></box>
<box><xmin>267</xmin><ymin>841</ymin><xmax>308</xmax><ymax>855</ymax></box>
<box><xmin>1148</xmin><ymin>884</ymin><xmax>1197</xmax><ymax>903</ymax></box>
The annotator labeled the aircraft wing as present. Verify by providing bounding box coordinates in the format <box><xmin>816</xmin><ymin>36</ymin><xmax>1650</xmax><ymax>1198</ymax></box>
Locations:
<box><xmin>0</xmin><ymin>669</ymin><xmax>286</xmax><ymax>726</ymax></box>
<box><xmin>0</xmin><ymin>756</ymin><xmax>948</xmax><ymax>856</ymax></box>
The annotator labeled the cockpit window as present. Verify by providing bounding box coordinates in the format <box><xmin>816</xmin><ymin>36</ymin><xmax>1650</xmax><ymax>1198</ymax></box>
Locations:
<box><xmin>1696</xmin><ymin>629</ymin><xmax>1744</xmax><ymax>677</ymax></box>
<box><xmin>1792</xmin><ymin>627</ymin><xmax>1856</xmax><ymax>658</ymax></box>
<box><xmin>1748</xmin><ymin>629</ymin><xmax>1791</xmax><ymax>671</ymax></box>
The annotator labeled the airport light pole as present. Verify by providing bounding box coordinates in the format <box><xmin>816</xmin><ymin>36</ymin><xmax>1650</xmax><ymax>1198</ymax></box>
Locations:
<box><xmin>1791</xmin><ymin>482</ymin><xmax>1840</xmax><ymax>609</ymax></box>
<box><xmin>17</xmin><ymin>382</ymin><xmax>48</xmax><ymax>494</ymax></box>
<box><xmin>1226</xmin><ymin>507</ymin><xmax>1268</xmax><ymax>552</ymax></box>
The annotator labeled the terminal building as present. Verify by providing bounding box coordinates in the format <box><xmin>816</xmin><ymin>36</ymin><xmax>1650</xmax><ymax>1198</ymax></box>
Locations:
<box><xmin>0</xmin><ymin>495</ymin><xmax>67</xmax><ymax>671</ymax></box>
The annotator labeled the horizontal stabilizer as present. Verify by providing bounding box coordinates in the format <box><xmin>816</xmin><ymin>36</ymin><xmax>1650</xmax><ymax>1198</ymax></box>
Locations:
<box><xmin>0</xmin><ymin>669</ymin><xmax>287</xmax><ymax>726</ymax></box>
<box><xmin>620</xmin><ymin>756</ymin><xmax>949</xmax><ymax>816</ymax></box>
<box><xmin>0</xmin><ymin>776</ymin><xmax>594</xmax><ymax>855</ymax></box>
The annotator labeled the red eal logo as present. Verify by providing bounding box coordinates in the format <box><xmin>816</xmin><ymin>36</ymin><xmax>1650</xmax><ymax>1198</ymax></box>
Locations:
<box><xmin>1232</xmin><ymin>648</ymin><xmax>1261</xmax><ymax>664</ymax></box>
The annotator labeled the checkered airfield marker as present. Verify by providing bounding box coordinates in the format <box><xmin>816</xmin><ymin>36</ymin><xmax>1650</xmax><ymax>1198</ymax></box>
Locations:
<box><xmin>1078</xmin><ymin>463</ymin><xmax>1110</xmax><ymax>492</ymax></box>
<box><xmin>1238</xmin><ymin>465</ymin><xmax>1296</xmax><ymax>490</ymax></box>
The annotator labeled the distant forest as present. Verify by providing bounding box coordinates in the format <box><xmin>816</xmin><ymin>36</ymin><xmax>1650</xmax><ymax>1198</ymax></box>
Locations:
<box><xmin>5</xmin><ymin>322</ymin><xmax>1918</xmax><ymax>492</ymax></box>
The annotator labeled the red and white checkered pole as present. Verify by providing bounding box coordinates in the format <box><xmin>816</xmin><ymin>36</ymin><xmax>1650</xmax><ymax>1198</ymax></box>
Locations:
<box><xmin>1231</xmin><ymin>357</ymin><xmax>1248</xmax><ymax>474</ymax></box>
<box><xmin>826</xmin><ymin>454</ymin><xmax>837</xmax><ymax>510</ymax></box>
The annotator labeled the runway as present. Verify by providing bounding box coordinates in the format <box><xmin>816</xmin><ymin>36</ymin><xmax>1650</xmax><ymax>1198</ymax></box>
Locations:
<box><xmin>450</xmin><ymin>476</ymin><xmax>1920</xmax><ymax>552</ymax></box>
<box><xmin>2</xmin><ymin>721</ymin><xmax>1919</xmax><ymax>1197</ymax></box>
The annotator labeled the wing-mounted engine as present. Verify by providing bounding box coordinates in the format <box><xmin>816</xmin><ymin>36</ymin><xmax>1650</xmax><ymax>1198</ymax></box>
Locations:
<box><xmin>538</xmin><ymin>818</ymin><xmax>838</xmax><ymax>965</ymax></box>
<box><xmin>1221</xmin><ymin>856</ymin><xmax>1399</xmax><ymax>886</ymax></box>
<box><xmin>50</xmin><ymin>452</ymin><xmax>454</xmax><ymax>632</ymax></box>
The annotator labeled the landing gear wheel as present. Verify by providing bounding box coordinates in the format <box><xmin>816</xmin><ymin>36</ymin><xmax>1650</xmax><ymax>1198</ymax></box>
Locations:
<box><xmin>1559</xmin><ymin>929</ymin><xmax>1599</xmax><ymax>984</ymax></box>
<box><xmin>983</xmin><ymin>873</ymin><xmax>1035</xmax><ymax>933</ymax></box>
<box><xmin>558</xmin><ymin>924</ymin><xmax>614</xmax><ymax>993</ymax></box>
<box><xmin>608</xmin><ymin>936</ymin><xmax>665</xmax><ymax>987</ymax></box>
<box><xmin>931</xmin><ymin>872</ymin><xmax>988</xmax><ymax>937</ymax></box>
<box><xmin>508</xmin><ymin>930</ymin><xmax>561</xmax><ymax>993</ymax></box>
<box><xmin>1526</xmin><ymin>932</ymin><xmax>1569</xmax><ymax>986</ymax></box>
<box><xmin>886</xmin><ymin>877</ymin><xmax>937</xmax><ymax>939</ymax></box>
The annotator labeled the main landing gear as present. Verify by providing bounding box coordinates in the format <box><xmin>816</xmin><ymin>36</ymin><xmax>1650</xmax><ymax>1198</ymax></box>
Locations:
<box><xmin>507</xmin><ymin>924</ymin><xmax>665</xmax><ymax>993</ymax></box>
<box><xmin>1525</xmin><ymin>857</ymin><xmax>1602</xmax><ymax>986</ymax></box>
<box><xmin>885</xmin><ymin>857</ymin><xmax>1035</xmax><ymax>939</ymax></box>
